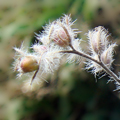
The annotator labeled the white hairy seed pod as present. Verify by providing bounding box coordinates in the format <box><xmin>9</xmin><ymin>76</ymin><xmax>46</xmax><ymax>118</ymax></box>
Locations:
<box><xmin>50</xmin><ymin>23</ymin><xmax>71</xmax><ymax>47</ymax></box>
<box><xmin>100</xmin><ymin>44</ymin><xmax>116</xmax><ymax>68</ymax></box>
<box><xmin>32</xmin><ymin>44</ymin><xmax>47</xmax><ymax>54</ymax></box>
<box><xmin>86</xmin><ymin>26</ymin><xmax>117</xmax><ymax>76</ymax></box>
<box><xmin>88</xmin><ymin>26</ymin><xmax>109</xmax><ymax>55</ymax></box>
<box><xmin>20</xmin><ymin>56</ymin><xmax>39</xmax><ymax>73</ymax></box>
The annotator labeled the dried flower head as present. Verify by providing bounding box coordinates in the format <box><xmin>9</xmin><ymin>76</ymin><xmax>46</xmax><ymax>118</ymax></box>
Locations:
<box><xmin>88</xmin><ymin>26</ymin><xmax>109</xmax><ymax>55</ymax></box>
<box><xmin>36</xmin><ymin>15</ymin><xmax>79</xmax><ymax>48</ymax></box>
<box><xmin>13</xmin><ymin>41</ymin><xmax>63</xmax><ymax>85</ymax></box>
<box><xmin>49</xmin><ymin>22</ymin><xmax>71</xmax><ymax>47</ymax></box>
<box><xmin>13</xmin><ymin>45</ymin><xmax>39</xmax><ymax>78</ymax></box>
<box><xmin>86</xmin><ymin>26</ymin><xmax>116</xmax><ymax>76</ymax></box>
<box><xmin>13</xmin><ymin>14</ymin><xmax>120</xmax><ymax>92</ymax></box>
<box><xmin>100</xmin><ymin>43</ymin><xmax>116</xmax><ymax>67</ymax></box>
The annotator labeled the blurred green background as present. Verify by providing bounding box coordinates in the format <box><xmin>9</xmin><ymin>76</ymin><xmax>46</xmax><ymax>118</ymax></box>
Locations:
<box><xmin>0</xmin><ymin>0</ymin><xmax>120</xmax><ymax>120</ymax></box>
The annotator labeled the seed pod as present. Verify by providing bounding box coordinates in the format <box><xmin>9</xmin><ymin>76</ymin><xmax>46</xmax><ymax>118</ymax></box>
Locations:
<box><xmin>53</xmin><ymin>27</ymin><xmax>70</xmax><ymax>47</ymax></box>
<box><xmin>88</xmin><ymin>26</ymin><xmax>109</xmax><ymax>55</ymax></box>
<box><xmin>49</xmin><ymin>21</ymin><xmax>71</xmax><ymax>47</ymax></box>
<box><xmin>20</xmin><ymin>56</ymin><xmax>39</xmax><ymax>73</ymax></box>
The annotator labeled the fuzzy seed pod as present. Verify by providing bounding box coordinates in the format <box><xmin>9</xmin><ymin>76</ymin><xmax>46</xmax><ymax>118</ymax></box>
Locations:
<box><xmin>50</xmin><ymin>23</ymin><xmax>71</xmax><ymax>47</ymax></box>
<box><xmin>20</xmin><ymin>56</ymin><xmax>39</xmax><ymax>73</ymax></box>
<box><xmin>88</xmin><ymin>26</ymin><xmax>109</xmax><ymax>55</ymax></box>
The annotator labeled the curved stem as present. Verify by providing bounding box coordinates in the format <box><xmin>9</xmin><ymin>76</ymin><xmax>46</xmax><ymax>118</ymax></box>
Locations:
<box><xmin>30</xmin><ymin>52</ymin><xmax>44</xmax><ymax>85</ymax></box>
<box><xmin>60</xmin><ymin>46</ymin><xmax>120</xmax><ymax>84</ymax></box>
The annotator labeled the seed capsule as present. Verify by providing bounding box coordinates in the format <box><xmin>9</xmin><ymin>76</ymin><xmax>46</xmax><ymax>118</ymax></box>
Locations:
<box><xmin>20</xmin><ymin>56</ymin><xmax>39</xmax><ymax>73</ymax></box>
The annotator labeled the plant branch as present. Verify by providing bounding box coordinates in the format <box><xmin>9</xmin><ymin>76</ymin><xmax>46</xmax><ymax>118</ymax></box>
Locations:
<box><xmin>60</xmin><ymin>47</ymin><xmax>120</xmax><ymax>84</ymax></box>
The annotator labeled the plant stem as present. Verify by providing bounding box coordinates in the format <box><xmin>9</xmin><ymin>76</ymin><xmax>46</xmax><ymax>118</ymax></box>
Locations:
<box><xmin>60</xmin><ymin>48</ymin><xmax>120</xmax><ymax>84</ymax></box>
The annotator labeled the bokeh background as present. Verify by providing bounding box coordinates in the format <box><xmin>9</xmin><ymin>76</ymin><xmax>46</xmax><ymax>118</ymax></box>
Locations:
<box><xmin>0</xmin><ymin>0</ymin><xmax>120</xmax><ymax>120</ymax></box>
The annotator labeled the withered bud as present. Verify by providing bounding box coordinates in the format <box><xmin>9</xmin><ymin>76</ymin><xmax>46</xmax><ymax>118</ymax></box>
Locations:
<box><xmin>100</xmin><ymin>44</ymin><xmax>116</xmax><ymax>68</ymax></box>
<box><xmin>20</xmin><ymin>56</ymin><xmax>39</xmax><ymax>73</ymax></box>
<box><xmin>32</xmin><ymin>44</ymin><xmax>47</xmax><ymax>54</ymax></box>
<box><xmin>88</xmin><ymin>26</ymin><xmax>109</xmax><ymax>55</ymax></box>
<box><xmin>50</xmin><ymin>22</ymin><xmax>71</xmax><ymax>47</ymax></box>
